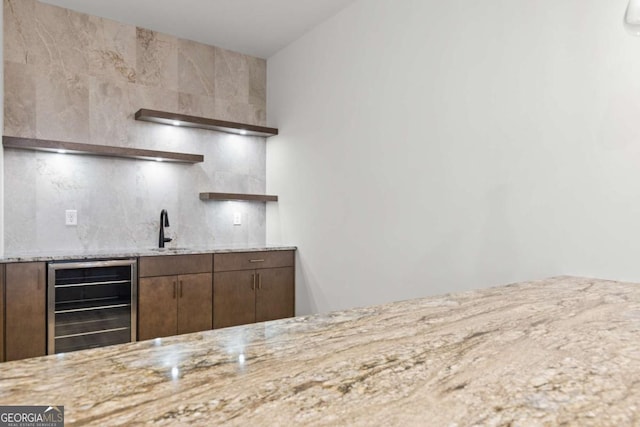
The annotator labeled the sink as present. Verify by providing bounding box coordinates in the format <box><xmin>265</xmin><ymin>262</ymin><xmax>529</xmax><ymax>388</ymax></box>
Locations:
<box><xmin>150</xmin><ymin>247</ymin><xmax>191</xmax><ymax>252</ymax></box>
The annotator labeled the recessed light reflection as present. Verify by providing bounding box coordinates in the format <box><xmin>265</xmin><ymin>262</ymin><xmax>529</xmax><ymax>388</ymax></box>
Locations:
<box><xmin>238</xmin><ymin>354</ymin><xmax>245</xmax><ymax>365</ymax></box>
<box><xmin>239</xmin><ymin>130</ymin><xmax>248</xmax><ymax>135</ymax></box>
<box><xmin>172</xmin><ymin>121</ymin><xmax>181</xmax><ymax>126</ymax></box>
<box><xmin>155</xmin><ymin>158</ymin><xmax>163</xmax><ymax>162</ymax></box>
<box><xmin>57</xmin><ymin>150</ymin><xmax>67</xmax><ymax>154</ymax></box>
<box><xmin>154</xmin><ymin>338</ymin><xmax>162</xmax><ymax>346</ymax></box>
<box><xmin>171</xmin><ymin>366</ymin><xmax>180</xmax><ymax>380</ymax></box>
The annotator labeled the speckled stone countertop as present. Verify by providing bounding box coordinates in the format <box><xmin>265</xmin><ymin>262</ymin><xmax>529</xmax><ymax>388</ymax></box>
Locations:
<box><xmin>0</xmin><ymin>244</ymin><xmax>297</xmax><ymax>263</ymax></box>
<box><xmin>1</xmin><ymin>276</ymin><xmax>639</xmax><ymax>426</ymax></box>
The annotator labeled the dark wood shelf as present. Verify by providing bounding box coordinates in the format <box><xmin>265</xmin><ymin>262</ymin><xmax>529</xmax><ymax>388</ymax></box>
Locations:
<box><xmin>3</xmin><ymin>136</ymin><xmax>204</xmax><ymax>164</ymax></box>
<box><xmin>135</xmin><ymin>109</ymin><xmax>279</xmax><ymax>138</ymax></box>
<box><xmin>199</xmin><ymin>192</ymin><xmax>278</xmax><ymax>202</ymax></box>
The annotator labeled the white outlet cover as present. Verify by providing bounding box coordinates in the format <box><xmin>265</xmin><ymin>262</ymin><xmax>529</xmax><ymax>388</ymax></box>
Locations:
<box><xmin>233</xmin><ymin>212</ymin><xmax>242</xmax><ymax>226</ymax></box>
<box><xmin>65</xmin><ymin>210</ymin><xmax>78</xmax><ymax>226</ymax></box>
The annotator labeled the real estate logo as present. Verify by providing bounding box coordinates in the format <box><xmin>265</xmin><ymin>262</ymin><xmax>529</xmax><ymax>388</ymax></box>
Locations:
<box><xmin>0</xmin><ymin>406</ymin><xmax>64</xmax><ymax>427</ymax></box>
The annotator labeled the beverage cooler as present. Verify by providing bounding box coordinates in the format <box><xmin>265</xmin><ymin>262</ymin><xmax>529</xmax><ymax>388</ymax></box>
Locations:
<box><xmin>47</xmin><ymin>259</ymin><xmax>137</xmax><ymax>354</ymax></box>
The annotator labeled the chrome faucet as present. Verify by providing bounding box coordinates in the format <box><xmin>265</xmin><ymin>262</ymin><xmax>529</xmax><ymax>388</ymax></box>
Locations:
<box><xmin>159</xmin><ymin>209</ymin><xmax>172</xmax><ymax>248</ymax></box>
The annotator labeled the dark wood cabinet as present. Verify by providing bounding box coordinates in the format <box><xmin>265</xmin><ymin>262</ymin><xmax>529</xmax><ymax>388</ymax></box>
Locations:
<box><xmin>0</xmin><ymin>251</ymin><xmax>294</xmax><ymax>361</ymax></box>
<box><xmin>138</xmin><ymin>276</ymin><xmax>177</xmax><ymax>341</ymax></box>
<box><xmin>138</xmin><ymin>255</ymin><xmax>213</xmax><ymax>341</ymax></box>
<box><xmin>213</xmin><ymin>270</ymin><xmax>258</xmax><ymax>328</ymax></box>
<box><xmin>4</xmin><ymin>262</ymin><xmax>46</xmax><ymax>361</ymax></box>
<box><xmin>177</xmin><ymin>273</ymin><xmax>213</xmax><ymax>335</ymax></box>
<box><xmin>0</xmin><ymin>264</ymin><xmax>4</xmax><ymax>362</ymax></box>
<box><xmin>255</xmin><ymin>267</ymin><xmax>295</xmax><ymax>323</ymax></box>
<box><xmin>139</xmin><ymin>254</ymin><xmax>212</xmax><ymax>277</ymax></box>
<box><xmin>213</xmin><ymin>251</ymin><xmax>295</xmax><ymax>329</ymax></box>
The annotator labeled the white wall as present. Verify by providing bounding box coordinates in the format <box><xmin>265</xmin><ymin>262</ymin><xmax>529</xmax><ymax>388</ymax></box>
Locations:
<box><xmin>267</xmin><ymin>0</ymin><xmax>640</xmax><ymax>315</ymax></box>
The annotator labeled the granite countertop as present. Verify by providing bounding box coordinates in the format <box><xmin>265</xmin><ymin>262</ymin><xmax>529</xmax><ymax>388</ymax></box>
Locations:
<box><xmin>1</xmin><ymin>276</ymin><xmax>639</xmax><ymax>425</ymax></box>
<box><xmin>0</xmin><ymin>244</ymin><xmax>297</xmax><ymax>263</ymax></box>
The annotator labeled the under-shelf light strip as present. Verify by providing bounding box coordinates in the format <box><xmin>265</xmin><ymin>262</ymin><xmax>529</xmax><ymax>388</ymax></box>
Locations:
<box><xmin>161</xmin><ymin>117</ymin><xmax>252</xmax><ymax>136</ymax></box>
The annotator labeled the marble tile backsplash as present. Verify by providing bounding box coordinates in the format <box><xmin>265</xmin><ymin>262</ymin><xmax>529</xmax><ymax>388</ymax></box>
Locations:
<box><xmin>3</xmin><ymin>0</ymin><xmax>269</xmax><ymax>254</ymax></box>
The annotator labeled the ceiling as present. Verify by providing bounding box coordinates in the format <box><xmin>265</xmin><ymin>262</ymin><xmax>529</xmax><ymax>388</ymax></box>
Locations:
<box><xmin>39</xmin><ymin>0</ymin><xmax>356</xmax><ymax>58</ymax></box>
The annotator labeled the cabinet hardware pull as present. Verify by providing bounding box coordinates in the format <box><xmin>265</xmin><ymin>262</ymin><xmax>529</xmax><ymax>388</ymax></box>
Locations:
<box><xmin>179</xmin><ymin>280</ymin><xmax>183</xmax><ymax>298</ymax></box>
<box><xmin>251</xmin><ymin>274</ymin><xmax>256</xmax><ymax>291</ymax></box>
<box><xmin>249</xmin><ymin>259</ymin><xmax>265</xmax><ymax>263</ymax></box>
<box><xmin>173</xmin><ymin>281</ymin><xmax>177</xmax><ymax>299</ymax></box>
<box><xmin>258</xmin><ymin>273</ymin><xmax>262</xmax><ymax>290</ymax></box>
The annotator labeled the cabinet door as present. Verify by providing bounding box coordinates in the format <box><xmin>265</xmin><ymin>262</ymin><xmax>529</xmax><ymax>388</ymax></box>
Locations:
<box><xmin>5</xmin><ymin>262</ymin><xmax>46</xmax><ymax>361</ymax></box>
<box><xmin>177</xmin><ymin>273</ymin><xmax>212</xmax><ymax>335</ymax></box>
<box><xmin>138</xmin><ymin>276</ymin><xmax>177</xmax><ymax>341</ymax></box>
<box><xmin>213</xmin><ymin>270</ymin><xmax>256</xmax><ymax>329</ymax></box>
<box><xmin>256</xmin><ymin>267</ymin><xmax>295</xmax><ymax>323</ymax></box>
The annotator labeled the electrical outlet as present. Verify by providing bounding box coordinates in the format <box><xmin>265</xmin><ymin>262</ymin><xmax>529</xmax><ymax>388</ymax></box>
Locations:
<box><xmin>65</xmin><ymin>210</ymin><xmax>78</xmax><ymax>226</ymax></box>
<box><xmin>233</xmin><ymin>212</ymin><xmax>242</xmax><ymax>226</ymax></box>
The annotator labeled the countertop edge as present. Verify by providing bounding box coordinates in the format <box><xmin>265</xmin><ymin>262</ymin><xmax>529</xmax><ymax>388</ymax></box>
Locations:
<box><xmin>0</xmin><ymin>245</ymin><xmax>298</xmax><ymax>263</ymax></box>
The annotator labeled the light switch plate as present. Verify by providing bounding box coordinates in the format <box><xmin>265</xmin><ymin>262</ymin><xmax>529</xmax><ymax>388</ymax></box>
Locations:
<box><xmin>233</xmin><ymin>212</ymin><xmax>242</xmax><ymax>226</ymax></box>
<box><xmin>65</xmin><ymin>210</ymin><xmax>78</xmax><ymax>226</ymax></box>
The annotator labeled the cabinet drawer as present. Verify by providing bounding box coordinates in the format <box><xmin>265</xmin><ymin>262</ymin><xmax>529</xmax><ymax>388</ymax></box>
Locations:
<box><xmin>214</xmin><ymin>251</ymin><xmax>295</xmax><ymax>272</ymax></box>
<box><xmin>139</xmin><ymin>254</ymin><xmax>212</xmax><ymax>277</ymax></box>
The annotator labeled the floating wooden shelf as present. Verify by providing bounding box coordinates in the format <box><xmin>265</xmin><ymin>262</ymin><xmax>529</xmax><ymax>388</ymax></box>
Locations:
<box><xmin>135</xmin><ymin>109</ymin><xmax>279</xmax><ymax>138</ymax></box>
<box><xmin>3</xmin><ymin>136</ymin><xmax>204</xmax><ymax>164</ymax></box>
<box><xmin>199</xmin><ymin>192</ymin><xmax>278</xmax><ymax>202</ymax></box>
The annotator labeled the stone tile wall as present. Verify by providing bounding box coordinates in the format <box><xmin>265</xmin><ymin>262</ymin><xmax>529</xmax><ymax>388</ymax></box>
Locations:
<box><xmin>3</xmin><ymin>0</ymin><xmax>269</xmax><ymax>253</ymax></box>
